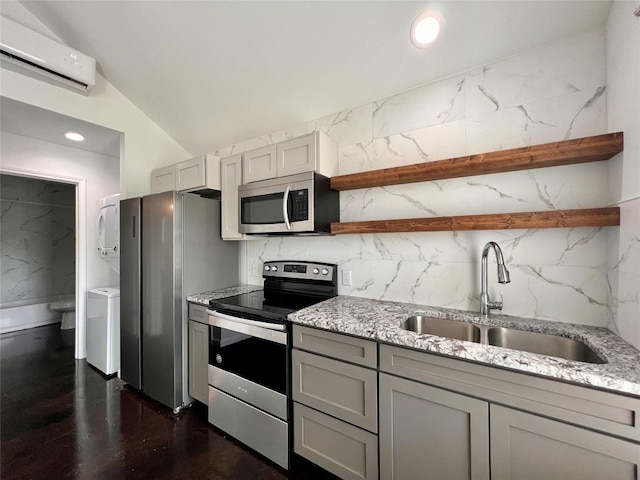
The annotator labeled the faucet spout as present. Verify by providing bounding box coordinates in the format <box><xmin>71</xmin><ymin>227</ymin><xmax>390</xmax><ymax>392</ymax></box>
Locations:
<box><xmin>480</xmin><ymin>242</ymin><xmax>511</xmax><ymax>316</ymax></box>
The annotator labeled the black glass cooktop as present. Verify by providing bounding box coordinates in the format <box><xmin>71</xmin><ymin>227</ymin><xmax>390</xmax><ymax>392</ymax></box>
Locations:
<box><xmin>209</xmin><ymin>289</ymin><xmax>327</xmax><ymax>323</ymax></box>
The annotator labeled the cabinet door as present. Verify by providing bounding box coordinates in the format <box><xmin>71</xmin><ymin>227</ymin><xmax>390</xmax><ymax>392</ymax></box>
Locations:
<box><xmin>220</xmin><ymin>155</ymin><xmax>244</xmax><ymax>240</ymax></box>
<box><xmin>490</xmin><ymin>405</ymin><xmax>639</xmax><ymax>480</ymax></box>
<box><xmin>379</xmin><ymin>373</ymin><xmax>490</xmax><ymax>480</ymax></box>
<box><xmin>188</xmin><ymin>320</ymin><xmax>209</xmax><ymax>404</ymax></box>
<box><xmin>292</xmin><ymin>349</ymin><xmax>378</xmax><ymax>432</ymax></box>
<box><xmin>276</xmin><ymin>133</ymin><xmax>317</xmax><ymax>177</ymax></box>
<box><xmin>150</xmin><ymin>165</ymin><xmax>176</xmax><ymax>193</ymax></box>
<box><xmin>243</xmin><ymin>145</ymin><xmax>277</xmax><ymax>183</ymax></box>
<box><xmin>176</xmin><ymin>156</ymin><xmax>206</xmax><ymax>191</ymax></box>
<box><xmin>294</xmin><ymin>402</ymin><xmax>378</xmax><ymax>480</ymax></box>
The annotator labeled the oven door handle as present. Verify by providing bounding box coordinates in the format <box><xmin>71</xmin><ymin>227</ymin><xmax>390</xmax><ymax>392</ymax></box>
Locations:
<box><xmin>207</xmin><ymin>310</ymin><xmax>287</xmax><ymax>345</ymax></box>
<box><xmin>206</xmin><ymin>309</ymin><xmax>286</xmax><ymax>331</ymax></box>
<box><xmin>282</xmin><ymin>185</ymin><xmax>291</xmax><ymax>230</ymax></box>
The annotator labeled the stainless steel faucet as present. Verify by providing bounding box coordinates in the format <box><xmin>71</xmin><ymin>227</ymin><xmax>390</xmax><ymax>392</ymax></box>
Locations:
<box><xmin>480</xmin><ymin>241</ymin><xmax>511</xmax><ymax>315</ymax></box>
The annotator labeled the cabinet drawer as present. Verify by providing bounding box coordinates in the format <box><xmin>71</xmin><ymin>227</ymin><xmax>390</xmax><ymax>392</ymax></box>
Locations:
<box><xmin>188</xmin><ymin>303</ymin><xmax>208</xmax><ymax>324</ymax></box>
<box><xmin>292</xmin><ymin>325</ymin><xmax>377</xmax><ymax>368</ymax></box>
<box><xmin>294</xmin><ymin>402</ymin><xmax>378</xmax><ymax>480</ymax></box>
<box><xmin>292</xmin><ymin>349</ymin><xmax>377</xmax><ymax>432</ymax></box>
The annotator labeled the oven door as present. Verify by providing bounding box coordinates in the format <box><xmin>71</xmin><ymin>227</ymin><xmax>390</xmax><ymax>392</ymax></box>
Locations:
<box><xmin>238</xmin><ymin>175</ymin><xmax>313</xmax><ymax>234</ymax></box>
<box><xmin>207</xmin><ymin>310</ymin><xmax>289</xmax><ymax>420</ymax></box>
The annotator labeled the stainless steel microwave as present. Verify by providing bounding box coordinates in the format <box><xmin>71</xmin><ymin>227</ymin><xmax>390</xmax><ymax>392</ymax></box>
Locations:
<box><xmin>238</xmin><ymin>171</ymin><xmax>339</xmax><ymax>235</ymax></box>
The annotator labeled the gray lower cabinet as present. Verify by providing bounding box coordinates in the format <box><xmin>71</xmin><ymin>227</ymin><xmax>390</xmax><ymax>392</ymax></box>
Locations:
<box><xmin>188</xmin><ymin>303</ymin><xmax>209</xmax><ymax>404</ymax></box>
<box><xmin>292</xmin><ymin>325</ymin><xmax>378</xmax><ymax>480</ymax></box>
<box><xmin>490</xmin><ymin>405</ymin><xmax>639</xmax><ymax>480</ymax></box>
<box><xmin>294</xmin><ymin>402</ymin><xmax>378</xmax><ymax>480</ymax></box>
<box><xmin>379</xmin><ymin>373</ymin><xmax>490</xmax><ymax>480</ymax></box>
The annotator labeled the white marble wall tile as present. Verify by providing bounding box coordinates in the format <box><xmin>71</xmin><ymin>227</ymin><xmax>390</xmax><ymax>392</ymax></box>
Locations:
<box><xmin>504</xmin><ymin>265</ymin><xmax>608</xmax><ymax>327</ymax></box>
<box><xmin>607</xmin><ymin>199</ymin><xmax>640</xmax><ymax>348</ymax></box>
<box><xmin>365</xmin><ymin>231</ymin><xmax>469</xmax><ymax>263</ymax></box>
<box><xmin>339</xmin><ymin>189</ymin><xmax>375</xmax><ymax>222</ymax></box>
<box><xmin>465</xmin><ymin>29</ymin><xmax>605</xmax><ymax>119</ymax></box>
<box><xmin>372</xmin><ymin>162</ymin><xmax>609</xmax><ymax>220</ymax></box>
<box><xmin>311</xmin><ymin>103</ymin><xmax>373</xmax><ymax>146</ymax></box>
<box><xmin>466</xmin><ymin>228</ymin><xmax>609</xmax><ymax>269</ymax></box>
<box><xmin>372</xmin><ymin>74</ymin><xmax>466</xmax><ymax>139</ymax></box>
<box><xmin>465</xmin><ymin>88</ymin><xmax>607</xmax><ymax>154</ymax></box>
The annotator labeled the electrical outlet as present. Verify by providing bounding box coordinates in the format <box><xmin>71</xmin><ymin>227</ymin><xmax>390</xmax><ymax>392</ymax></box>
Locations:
<box><xmin>341</xmin><ymin>270</ymin><xmax>352</xmax><ymax>286</ymax></box>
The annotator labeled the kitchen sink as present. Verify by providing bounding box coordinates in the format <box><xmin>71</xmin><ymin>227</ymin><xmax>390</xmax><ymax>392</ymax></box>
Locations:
<box><xmin>487</xmin><ymin>327</ymin><xmax>606</xmax><ymax>364</ymax></box>
<box><xmin>401</xmin><ymin>315</ymin><xmax>607</xmax><ymax>364</ymax></box>
<box><xmin>402</xmin><ymin>316</ymin><xmax>481</xmax><ymax>342</ymax></box>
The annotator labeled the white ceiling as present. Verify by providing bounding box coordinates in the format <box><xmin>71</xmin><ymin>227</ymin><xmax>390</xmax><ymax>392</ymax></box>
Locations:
<box><xmin>8</xmin><ymin>1</ymin><xmax>612</xmax><ymax>157</ymax></box>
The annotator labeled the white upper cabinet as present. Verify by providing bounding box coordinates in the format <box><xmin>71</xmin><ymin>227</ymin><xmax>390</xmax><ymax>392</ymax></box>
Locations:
<box><xmin>220</xmin><ymin>154</ymin><xmax>245</xmax><ymax>240</ymax></box>
<box><xmin>242</xmin><ymin>145</ymin><xmax>277</xmax><ymax>183</ymax></box>
<box><xmin>151</xmin><ymin>154</ymin><xmax>221</xmax><ymax>194</ymax></box>
<box><xmin>242</xmin><ymin>132</ymin><xmax>338</xmax><ymax>184</ymax></box>
<box><xmin>150</xmin><ymin>165</ymin><xmax>176</xmax><ymax>193</ymax></box>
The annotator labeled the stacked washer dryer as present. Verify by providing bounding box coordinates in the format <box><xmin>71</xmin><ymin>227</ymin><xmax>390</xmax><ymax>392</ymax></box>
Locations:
<box><xmin>87</xmin><ymin>194</ymin><xmax>121</xmax><ymax>375</ymax></box>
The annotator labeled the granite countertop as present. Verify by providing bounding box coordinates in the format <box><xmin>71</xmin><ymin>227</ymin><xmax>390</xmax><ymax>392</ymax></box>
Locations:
<box><xmin>288</xmin><ymin>295</ymin><xmax>640</xmax><ymax>397</ymax></box>
<box><xmin>187</xmin><ymin>285</ymin><xmax>262</xmax><ymax>306</ymax></box>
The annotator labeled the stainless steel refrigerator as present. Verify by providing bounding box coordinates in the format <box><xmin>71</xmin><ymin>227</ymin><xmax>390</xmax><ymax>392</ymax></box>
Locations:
<box><xmin>120</xmin><ymin>191</ymin><xmax>238</xmax><ymax>412</ymax></box>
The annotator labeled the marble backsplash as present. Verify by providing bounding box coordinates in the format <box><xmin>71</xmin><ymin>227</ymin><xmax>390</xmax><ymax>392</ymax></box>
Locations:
<box><xmin>216</xmin><ymin>28</ymin><xmax>636</xmax><ymax>335</ymax></box>
<box><xmin>0</xmin><ymin>175</ymin><xmax>75</xmax><ymax>306</ymax></box>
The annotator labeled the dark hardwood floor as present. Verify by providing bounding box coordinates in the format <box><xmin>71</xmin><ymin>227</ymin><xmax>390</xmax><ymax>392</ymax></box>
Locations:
<box><xmin>1</xmin><ymin>325</ymin><xmax>335</xmax><ymax>480</ymax></box>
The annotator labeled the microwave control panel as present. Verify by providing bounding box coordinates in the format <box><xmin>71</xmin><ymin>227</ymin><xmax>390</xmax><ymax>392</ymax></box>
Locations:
<box><xmin>290</xmin><ymin>189</ymin><xmax>309</xmax><ymax>221</ymax></box>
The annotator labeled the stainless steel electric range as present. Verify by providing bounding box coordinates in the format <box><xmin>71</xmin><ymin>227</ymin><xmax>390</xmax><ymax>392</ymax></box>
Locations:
<box><xmin>206</xmin><ymin>260</ymin><xmax>338</xmax><ymax>469</ymax></box>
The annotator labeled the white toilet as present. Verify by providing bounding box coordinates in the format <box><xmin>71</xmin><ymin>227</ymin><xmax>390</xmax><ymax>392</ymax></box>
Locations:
<box><xmin>49</xmin><ymin>297</ymin><xmax>75</xmax><ymax>329</ymax></box>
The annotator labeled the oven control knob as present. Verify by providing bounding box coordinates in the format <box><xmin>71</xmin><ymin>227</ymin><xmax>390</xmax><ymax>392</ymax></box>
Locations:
<box><xmin>264</xmin><ymin>265</ymin><xmax>270</xmax><ymax>271</ymax></box>
<box><xmin>271</xmin><ymin>266</ymin><xmax>278</xmax><ymax>272</ymax></box>
<box><xmin>215</xmin><ymin>354</ymin><xmax>222</xmax><ymax>364</ymax></box>
<box><xmin>313</xmin><ymin>268</ymin><xmax>319</xmax><ymax>275</ymax></box>
<box><xmin>322</xmin><ymin>268</ymin><xmax>329</xmax><ymax>275</ymax></box>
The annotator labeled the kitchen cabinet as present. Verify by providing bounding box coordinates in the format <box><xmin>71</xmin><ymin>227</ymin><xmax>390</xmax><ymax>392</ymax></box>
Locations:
<box><xmin>242</xmin><ymin>132</ymin><xmax>338</xmax><ymax>183</ymax></box>
<box><xmin>242</xmin><ymin>145</ymin><xmax>277</xmax><ymax>184</ymax></box>
<box><xmin>292</xmin><ymin>325</ymin><xmax>378</xmax><ymax>480</ymax></box>
<box><xmin>379</xmin><ymin>343</ymin><xmax>640</xmax><ymax>479</ymax></box>
<box><xmin>379</xmin><ymin>373</ymin><xmax>490</xmax><ymax>480</ymax></box>
<box><xmin>188</xmin><ymin>303</ymin><xmax>209</xmax><ymax>404</ymax></box>
<box><xmin>151</xmin><ymin>154</ymin><xmax>221</xmax><ymax>195</ymax></box>
<box><xmin>151</xmin><ymin>164</ymin><xmax>176</xmax><ymax>193</ymax></box>
<box><xmin>490</xmin><ymin>405</ymin><xmax>639</xmax><ymax>480</ymax></box>
<box><xmin>220</xmin><ymin>154</ymin><xmax>245</xmax><ymax>240</ymax></box>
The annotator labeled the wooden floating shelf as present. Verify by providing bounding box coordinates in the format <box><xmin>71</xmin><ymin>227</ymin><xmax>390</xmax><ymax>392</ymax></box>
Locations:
<box><xmin>330</xmin><ymin>208</ymin><xmax>620</xmax><ymax>235</ymax></box>
<box><xmin>330</xmin><ymin>132</ymin><xmax>623</xmax><ymax>191</ymax></box>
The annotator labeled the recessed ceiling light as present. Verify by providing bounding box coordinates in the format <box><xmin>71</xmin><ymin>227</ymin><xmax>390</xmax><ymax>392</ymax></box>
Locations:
<box><xmin>65</xmin><ymin>132</ymin><xmax>85</xmax><ymax>142</ymax></box>
<box><xmin>410</xmin><ymin>13</ymin><xmax>442</xmax><ymax>48</ymax></box>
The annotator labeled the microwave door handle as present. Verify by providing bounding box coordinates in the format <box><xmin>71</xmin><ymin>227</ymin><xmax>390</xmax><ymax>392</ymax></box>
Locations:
<box><xmin>282</xmin><ymin>185</ymin><xmax>292</xmax><ymax>230</ymax></box>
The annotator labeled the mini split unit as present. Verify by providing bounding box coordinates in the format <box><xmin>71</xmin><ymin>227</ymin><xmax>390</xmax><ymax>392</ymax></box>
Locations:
<box><xmin>0</xmin><ymin>16</ymin><xmax>96</xmax><ymax>95</ymax></box>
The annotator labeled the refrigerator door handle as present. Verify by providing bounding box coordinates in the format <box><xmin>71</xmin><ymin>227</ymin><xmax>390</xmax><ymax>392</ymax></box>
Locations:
<box><xmin>132</xmin><ymin>215</ymin><xmax>136</xmax><ymax>237</ymax></box>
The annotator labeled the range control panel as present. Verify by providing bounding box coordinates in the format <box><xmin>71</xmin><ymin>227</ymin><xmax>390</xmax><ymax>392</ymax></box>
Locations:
<box><xmin>262</xmin><ymin>261</ymin><xmax>336</xmax><ymax>281</ymax></box>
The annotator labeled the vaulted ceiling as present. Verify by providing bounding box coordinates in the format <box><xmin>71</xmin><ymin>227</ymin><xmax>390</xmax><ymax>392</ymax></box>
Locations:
<box><xmin>10</xmin><ymin>1</ymin><xmax>612</xmax><ymax>156</ymax></box>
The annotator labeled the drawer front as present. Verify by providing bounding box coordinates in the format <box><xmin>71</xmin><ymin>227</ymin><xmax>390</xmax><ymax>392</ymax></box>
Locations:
<box><xmin>188</xmin><ymin>303</ymin><xmax>208</xmax><ymax>324</ymax></box>
<box><xmin>292</xmin><ymin>325</ymin><xmax>377</xmax><ymax>368</ymax></box>
<box><xmin>294</xmin><ymin>402</ymin><xmax>378</xmax><ymax>480</ymax></box>
<box><xmin>292</xmin><ymin>349</ymin><xmax>377</xmax><ymax>432</ymax></box>
<box><xmin>209</xmin><ymin>386</ymin><xmax>289</xmax><ymax>469</ymax></box>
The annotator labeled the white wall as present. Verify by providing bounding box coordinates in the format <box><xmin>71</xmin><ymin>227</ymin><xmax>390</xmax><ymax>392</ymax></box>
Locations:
<box><xmin>0</xmin><ymin>1</ymin><xmax>191</xmax><ymax>198</ymax></box>
<box><xmin>221</xmin><ymin>27</ymin><xmax>621</xmax><ymax>330</ymax></box>
<box><xmin>606</xmin><ymin>2</ymin><xmax>640</xmax><ymax>349</ymax></box>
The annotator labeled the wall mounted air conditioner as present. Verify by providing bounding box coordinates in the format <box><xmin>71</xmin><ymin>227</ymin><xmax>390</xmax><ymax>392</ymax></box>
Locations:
<box><xmin>0</xmin><ymin>16</ymin><xmax>96</xmax><ymax>95</ymax></box>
